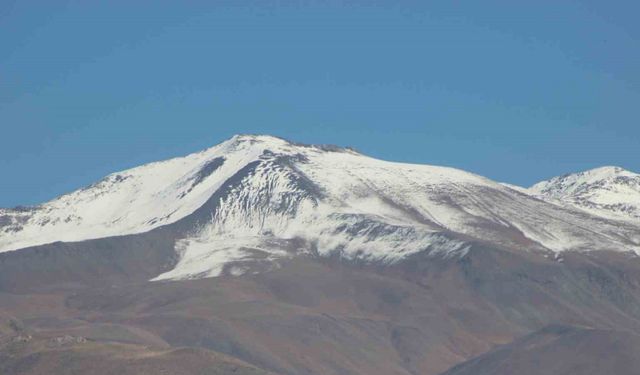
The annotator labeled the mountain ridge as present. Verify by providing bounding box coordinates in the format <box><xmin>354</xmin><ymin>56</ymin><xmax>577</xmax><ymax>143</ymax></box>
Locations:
<box><xmin>1</xmin><ymin>135</ymin><xmax>639</xmax><ymax>281</ymax></box>
<box><xmin>529</xmin><ymin>165</ymin><xmax>640</xmax><ymax>223</ymax></box>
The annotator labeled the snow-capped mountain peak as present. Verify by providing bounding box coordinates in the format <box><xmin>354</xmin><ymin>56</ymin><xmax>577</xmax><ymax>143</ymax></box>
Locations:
<box><xmin>0</xmin><ymin>135</ymin><xmax>360</xmax><ymax>253</ymax></box>
<box><xmin>2</xmin><ymin>136</ymin><xmax>639</xmax><ymax>280</ymax></box>
<box><xmin>530</xmin><ymin>166</ymin><xmax>640</xmax><ymax>222</ymax></box>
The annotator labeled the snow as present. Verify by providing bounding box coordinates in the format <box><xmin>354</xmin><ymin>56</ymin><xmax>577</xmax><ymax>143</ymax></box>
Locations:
<box><xmin>153</xmin><ymin>137</ymin><xmax>640</xmax><ymax>280</ymax></box>
<box><xmin>529</xmin><ymin>166</ymin><xmax>640</xmax><ymax>223</ymax></box>
<box><xmin>0</xmin><ymin>135</ymin><xmax>280</xmax><ymax>252</ymax></box>
<box><xmin>2</xmin><ymin>135</ymin><xmax>640</xmax><ymax>281</ymax></box>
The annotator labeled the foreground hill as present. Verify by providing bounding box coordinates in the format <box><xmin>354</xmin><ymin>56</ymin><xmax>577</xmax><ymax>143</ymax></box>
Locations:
<box><xmin>441</xmin><ymin>325</ymin><xmax>640</xmax><ymax>375</ymax></box>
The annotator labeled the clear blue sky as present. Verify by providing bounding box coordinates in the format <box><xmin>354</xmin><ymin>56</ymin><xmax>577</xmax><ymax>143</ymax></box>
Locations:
<box><xmin>1</xmin><ymin>1</ymin><xmax>639</xmax><ymax>207</ymax></box>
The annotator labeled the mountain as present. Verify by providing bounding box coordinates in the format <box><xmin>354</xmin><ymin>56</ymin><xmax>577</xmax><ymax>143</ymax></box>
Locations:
<box><xmin>1</xmin><ymin>135</ymin><xmax>639</xmax><ymax>281</ymax></box>
<box><xmin>2</xmin><ymin>135</ymin><xmax>640</xmax><ymax>375</ymax></box>
<box><xmin>530</xmin><ymin>166</ymin><xmax>640</xmax><ymax>223</ymax></box>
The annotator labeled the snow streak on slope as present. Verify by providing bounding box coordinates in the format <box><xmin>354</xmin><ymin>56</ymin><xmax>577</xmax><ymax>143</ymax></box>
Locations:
<box><xmin>530</xmin><ymin>167</ymin><xmax>640</xmax><ymax>223</ymax></box>
<box><xmin>2</xmin><ymin>135</ymin><xmax>640</xmax><ymax>281</ymax></box>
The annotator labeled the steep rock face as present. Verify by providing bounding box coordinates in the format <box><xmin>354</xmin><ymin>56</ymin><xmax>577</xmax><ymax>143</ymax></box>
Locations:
<box><xmin>1</xmin><ymin>135</ymin><xmax>640</xmax><ymax>281</ymax></box>
<box><xmin>530</xmin><ymin>166</ymin><xmax>640</xmax><ymax>223</ymax></box>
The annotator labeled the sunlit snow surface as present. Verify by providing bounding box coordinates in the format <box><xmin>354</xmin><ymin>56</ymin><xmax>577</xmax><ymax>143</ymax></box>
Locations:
<box><xmin>1</xmin><ymin>135</ymin><xmax>639</xmax><ymax>280</ymax></box>
<box><xmin>0</xmin><ymin>136</ymin><xmax>266</xmax><ymax>251</ymax></box>
<box><xmin>530</xmin><ymin>166</ymin><xmax>640</xmax><ymax>223</ymax></box>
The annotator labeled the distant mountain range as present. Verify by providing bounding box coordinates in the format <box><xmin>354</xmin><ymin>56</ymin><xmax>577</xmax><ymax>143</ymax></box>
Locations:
<box><xmin>1</xmin><ymin>135</ymin><xmax>640</xmax><ymax>375</ymax></box>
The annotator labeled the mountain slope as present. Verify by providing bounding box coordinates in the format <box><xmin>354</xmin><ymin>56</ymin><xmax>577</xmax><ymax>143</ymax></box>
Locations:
<box><xmin>440</xmin><ymin>325</ymin><xmax>640</xmax><ymax>375</ymax></box>
<box><xmin>1</xmin><ymin>135</ymin><xmax>639</xmax><ymax>281</ymax></box>
<box><xmin>0</xmin><ymin>136</ymin><xmax>267</xmax><ymax>252</ymax></box>
<box><xmin>5</xmin><ymin>247</ymin><xmax>640</xmax><ymax>375</ymax></box>
<box><xmin>530</xmin><ymin>166</ymin><xmax>640</xmax><ymax>223</ymax></box>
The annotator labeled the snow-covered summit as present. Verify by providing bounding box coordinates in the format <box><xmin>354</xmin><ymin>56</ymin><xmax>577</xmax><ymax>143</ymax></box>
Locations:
<box><xmin>1</xmin><ymin>135</ymin><xmax>639</xmax><ymax>280</ymax></box>
<box><xmin>0</xmin><ymin>135</ymin><xmax>359</xmax><ymax>252</ymax></box>
<box><xmin>530</xmin><ymin>166</ymin><xmax>640</xmax><ymax>223</ymax></box>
